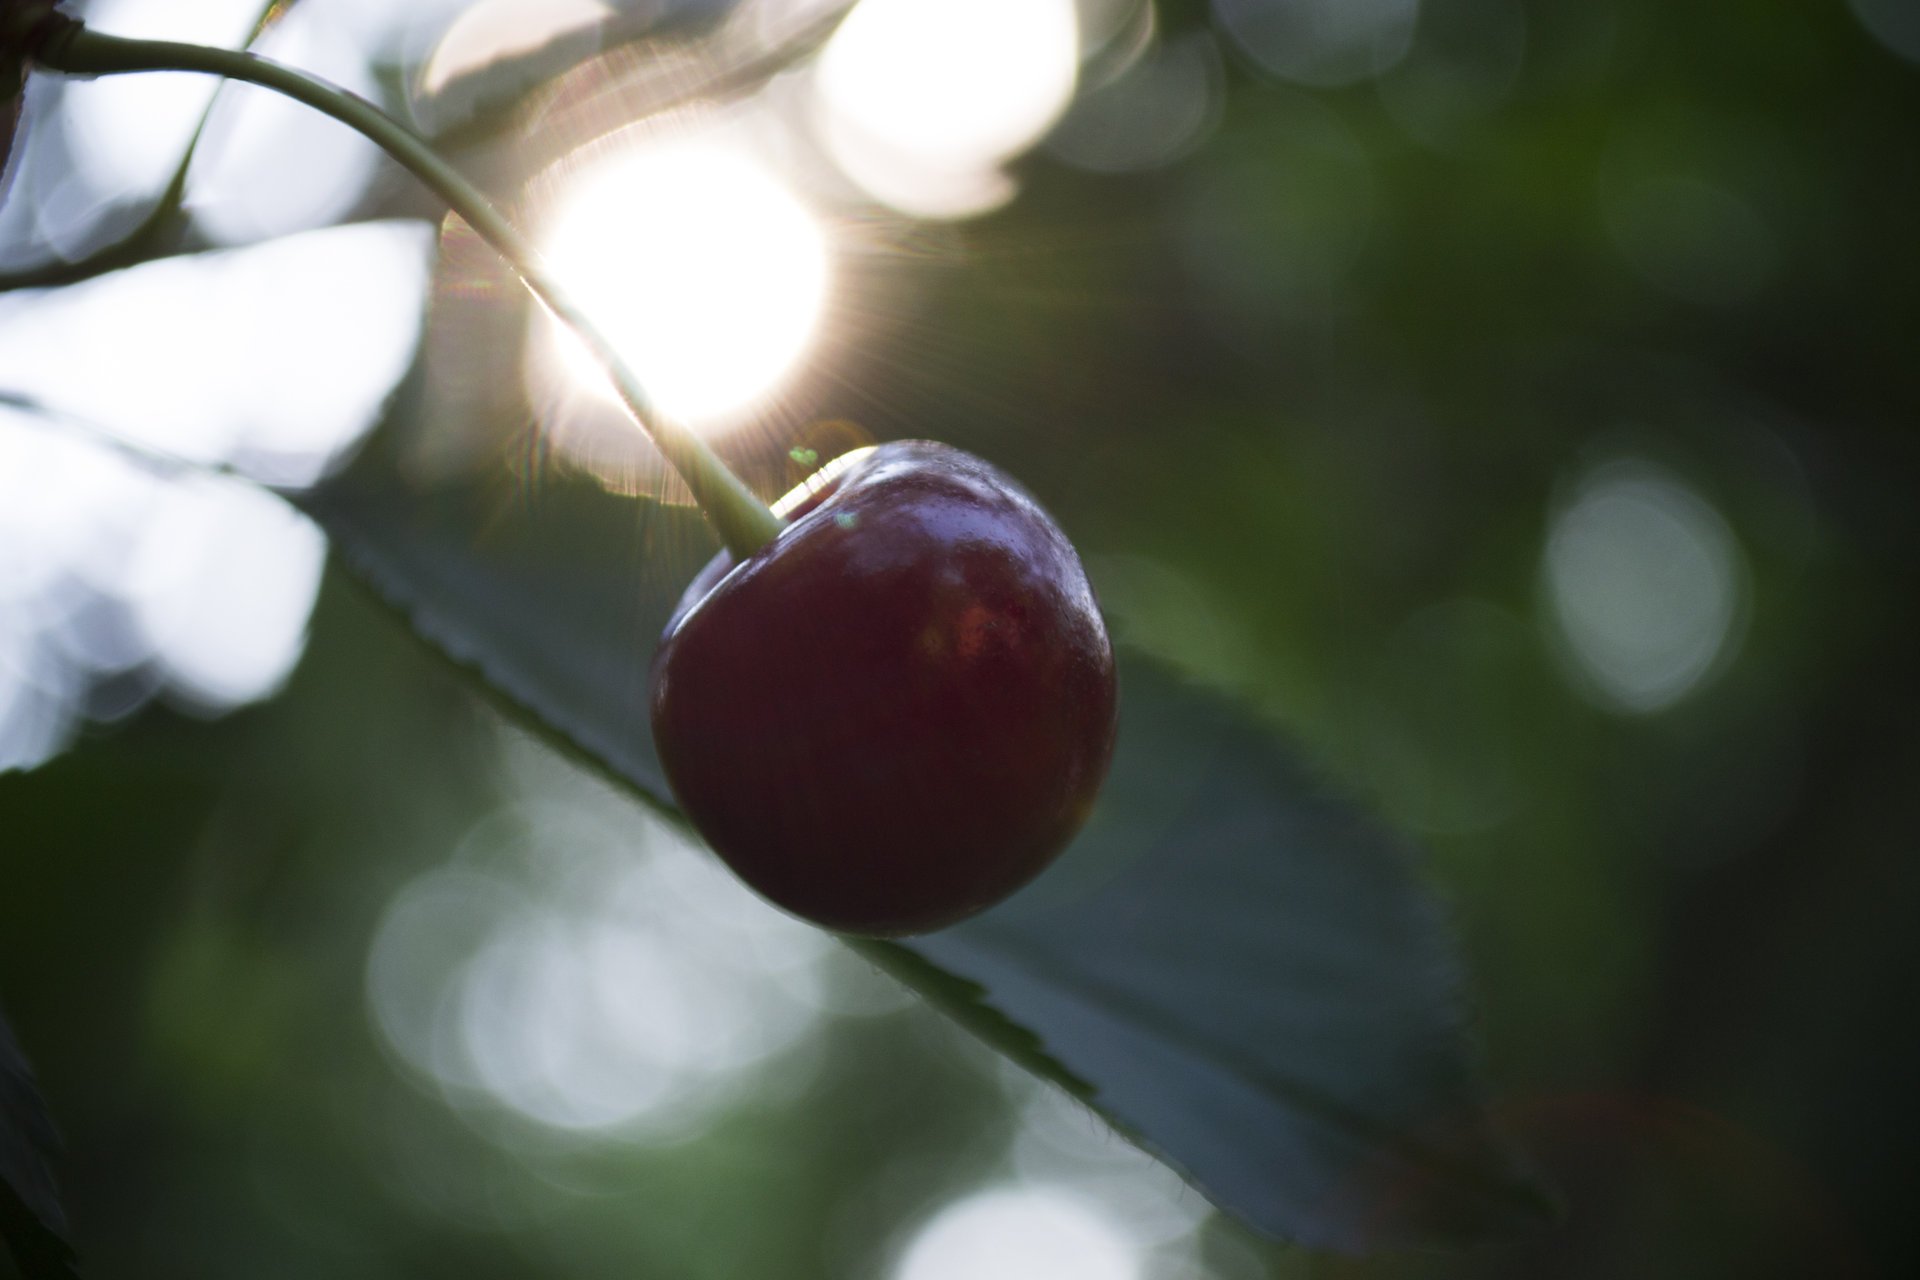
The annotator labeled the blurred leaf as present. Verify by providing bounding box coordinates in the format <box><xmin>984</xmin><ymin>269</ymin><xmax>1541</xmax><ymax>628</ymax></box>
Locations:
<box><xmin>0</xmin><ymin>87</ymin><xmax>23</xmax><ymax>211</ymax></box>
<box><xmin>0</xmin><ymin>219</ymin><xmax>433</xmax><ymax>490</ymax></box>
<box><xmin>410</xmin><ymin>0</ymin><xmax>665</xmax><ymax>142</ymax></box>
<box><xmin>297</xmin><ymin>445</ymin><xmax>1551</xmax><ymax>1251</ymax></box>
<box><xmin>298</xmin><ymin>455</ymin><xmax>700</xmax><ymax>808</ymax></box>
<box><xmin>0</xmin><ymin>0</ymin><xmax>297</xmax><ymax>292</ymax></box>
<box><xmin>914</xmin><ymin>660</ymin><xmax>1553</xmax><ymax>1251</ymax></box>
<box><xmin>0</xmin><ymin>44</ymin><xmax>22</xmax><ymax>191</ymax></box>
<box><xmin>0</xmin><ymin>1014</ymin><xmax>77</xmax><ymax>1280</ymax></box>
<box><xmin>419</xmin><ymin>0</ymin><xmax>855</xmax><ymax>147</ymax></box>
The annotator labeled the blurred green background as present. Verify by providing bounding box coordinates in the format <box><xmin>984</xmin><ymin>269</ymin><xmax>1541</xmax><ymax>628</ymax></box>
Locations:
<box><xmin>4</xmin><ymin>0</ymin><xmax>1919</xmax><ymax>1276</ymax></box>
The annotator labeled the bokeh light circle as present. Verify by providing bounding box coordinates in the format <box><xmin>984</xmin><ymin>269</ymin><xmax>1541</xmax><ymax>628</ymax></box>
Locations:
<box><xmin>814</xmin><ymin>0</ymin><xmax>1079</xmax><ymax>217</ymax></box>
<box><xmin>893</xmin><ymin>1185</ymin><xmax>1142</xmax><ymax>1280</ymax></box>
<box><xmin>1543</xmin><ymin>458</ymin><xmax>1747</xmax><ymax>714</ymax></box>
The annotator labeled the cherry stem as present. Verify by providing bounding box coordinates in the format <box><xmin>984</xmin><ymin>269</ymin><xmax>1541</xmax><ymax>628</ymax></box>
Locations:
<box><xmin>28</xmin><ymin>16</ymin><xmax>786</xmax><ymax>561</ymax></box>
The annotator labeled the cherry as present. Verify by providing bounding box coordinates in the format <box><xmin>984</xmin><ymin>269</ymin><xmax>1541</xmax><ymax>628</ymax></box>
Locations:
<box><xmin>649</xmin><ymin>441</ymin><xmax>1118</xmax><ymax>937</ymax></box>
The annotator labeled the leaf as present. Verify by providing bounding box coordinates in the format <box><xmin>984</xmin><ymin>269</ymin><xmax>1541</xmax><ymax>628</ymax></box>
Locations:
<box><xmin>1</xmin><ymin>66</ymin><xmax>23</xmax><ymax>194</ymax></box>
<box><xmin>911</xmin><ymin>660</ymin><xmax>1553</xmax><ymax>1251</ymax></box>
<box><xmin>301</xmin><ymin>457</ymin><xmax>705</xmax><ymax>807</ymax></box>
<box><xmin>296</xmin><ymin>451</ymin><xmax>1554</xmax><ymax>1252</ymax></box>
<box><xmin>0</xmin><ymin>1013</ymin><xmax>78</xmax><ymax>1280</ymax></box>
<box><xmin>416</xmin><ymin>0</ymin><xmax>856</xmax><ymax>148</ymax></box>
<box><xmin>0</xmin><ymin>0</ymin><xmax>289</xmax><ymax>292</ymax></box>
<box><xmin>0</xmin><ymin>220</ymin><xmax>433</xmax><ymax>485</ymax></box>
<box><xmin>409</xmin><ymin>1</ymin><xmax>663</xmax><ymax>142</ymax></box>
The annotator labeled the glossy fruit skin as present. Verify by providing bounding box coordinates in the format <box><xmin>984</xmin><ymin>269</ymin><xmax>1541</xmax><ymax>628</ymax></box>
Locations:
<box><xmin>649</xmin><ymin>441</ymin><xmax>1117</xmax><ymax>937</ymax></box>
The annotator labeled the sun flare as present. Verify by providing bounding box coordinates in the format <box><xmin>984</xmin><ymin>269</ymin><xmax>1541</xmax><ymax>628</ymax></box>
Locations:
<box><xmin>540</xmin><ymin>140</ymin><xmax>832</xmax><ymax>427</ymax></box>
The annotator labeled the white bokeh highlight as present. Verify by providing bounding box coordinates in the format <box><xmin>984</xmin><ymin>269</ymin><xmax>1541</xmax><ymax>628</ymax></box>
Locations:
<box><xmin>0</xmin><ymin>221</ymin><xmax>434</xmax><ymax>769</ymax></box>
<box><xmin>126</xmin><ymin>479</ymin><xmax>329</xmax><ymax>709</ymax></box>
<box><xmin>0</xmin><ymin>221</ymin><xmax>432</xmax><ymax>481</ymax></box>
<box><xmin>187</xmin><ymin>4</ymin><xmax>386</xmax><ymax>245</ymax></box>
<box><xmin>1543</xmin><ymin>458</ymin><xmax>1747</xmax><ymax>714</ymax></box>
<box><xmin>537</xmin><ymin>138</ymin><xmax>833</xmax><ymax>426</ymax></box>
<box><xmin>366</xmin><ymin>732</ymin><xmax>842</xmax><ymax>1140</ymax></box>
<box><xmin>308</xmin><ymin>0</ymin><xmax>479</xmax><ymax>62</ymax></box>
<box><xmin>893</xmin><ymin>1185</ymin><xmax>1144</xmax><ymax>1280</ymax></box>
<box><xmin>61</xmin><ymin>0</ymin><xmax>265</xmax><ymax>196</ymax></box>
<box><xmin>814</xmin><ymin>0</ymin><xmax>1079</xmax><ymax>217</ymax></box>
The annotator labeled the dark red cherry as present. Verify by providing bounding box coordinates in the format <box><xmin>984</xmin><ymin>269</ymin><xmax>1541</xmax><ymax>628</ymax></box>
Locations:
<box><xmin>648</xmin><ymin>441</ymin><xmax>1118</xmax><ymax>937</ymax></box>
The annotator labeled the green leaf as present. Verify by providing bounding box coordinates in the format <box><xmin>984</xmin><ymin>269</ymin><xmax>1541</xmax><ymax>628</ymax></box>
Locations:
<box><xmin>297</xmin><ymin>443</ymin><xmax>701</xmax><ymax>807</ymax></box>
<box><xmin>296</xmin><ymin>444</ymin><xmax>1553</xmax><ymax>1253</ymax></box>
<box><xmin>915</xmin><ymin>659</ymin><xmax>1554</xmax><ymax>1250</ymax></box>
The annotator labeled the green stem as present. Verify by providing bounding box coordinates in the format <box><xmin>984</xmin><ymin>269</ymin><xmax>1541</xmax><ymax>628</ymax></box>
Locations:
<box><xmin>30</xmin><ymin>18</ymin><xmax>786</xmax><ymax>560</ymax></box>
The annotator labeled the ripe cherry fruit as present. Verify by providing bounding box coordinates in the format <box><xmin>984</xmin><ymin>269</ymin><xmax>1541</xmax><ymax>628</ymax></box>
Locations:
<box><xmin>649</xmin><ymin>441</ymin><xmax>1118</xmax><ymax>937</ymax></box>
